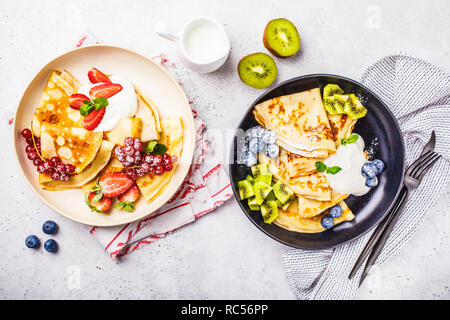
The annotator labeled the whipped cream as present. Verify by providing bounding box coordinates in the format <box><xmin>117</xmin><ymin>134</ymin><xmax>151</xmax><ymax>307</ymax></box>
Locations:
<box><xmin>324</xmin><ymin>134</ymin><xmax>370</xmax><ymax>196</ymax></box>
<box><xmin>78</xmin><ymin>75</ymin><xmax>138</xmax><ymax>132</ymax></box>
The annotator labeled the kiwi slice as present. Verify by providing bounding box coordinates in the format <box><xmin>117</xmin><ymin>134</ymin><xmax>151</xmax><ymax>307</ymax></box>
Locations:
<box><xmin>238</xmin><ymin>180</ymin><xmax>254</xmax><ymax>200</ymax></box>
<box><xmin>344</xmin><ymin>94</ymin><xmax>368</xmax><ymax>119</ymax></box>
<box><xmin>264</xmin><ymin>190</ymin><xmax>276</xmax><ymax>203</ymax></box>
<box><xmin>323</xmin><ymin>84</ymin><xmax>344</xmax><ymax>99</ymax></box>
<box><xmin>273</xmin><ymin>181</ymin><xmax>294</xmax><ymax>204</ymax></box>
<box><xmin>255</xmin><ymin>173</ymin><xmax>272</xmax><ymax>185</ymax></box>
<box><xmin>246</xmin><ymin>175</ymin><xmax>255</xmax><ymax>185</ymax></box>
<box><xmin>261</xmin><ymin>201</ymin><xmax>279</xmax><ymax>224</ymax></box>
<box><xmin>251</xmin><ymin>163</ymin><xmax>269</xmax><ymax>180</ymax></box>
<box><xmin>323</xmin><ymin>96</ymin><xmax>339</xmax><ymax>115</ymax></box>
<box><xmin>253</xmin><ymin>181</ymin><xmax>273</xmax><ymax>205</ymax></box>
<box><xmin>333</xmin><ymin>94</ymin><xmax>350</xmax><ymax>114</ymax></box>
<box><xmin>238</xmin><ymin>53</ymin><xmax>277</xmax><ymax>89</ymax></box>
<box><xmin>248</xmin><ymin>197</ymin><xmax>260</xmax><ymax>211</ymax></box>
<box><xmin>263</xmin><ymin>18</ymin><xmax>301</xmax><ymax>58</ymax></box>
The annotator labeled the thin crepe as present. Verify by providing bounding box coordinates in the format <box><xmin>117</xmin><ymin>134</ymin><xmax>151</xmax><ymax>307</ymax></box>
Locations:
<box><xmin>296</xmin><ymin>190</ymin><xmax>349</xmax><ymax>218</ymax></box>
<box><xmin>253</xmin><ymin>88</ymin><xmax>335</xmax><ymax>157</ymax></box>
<box><xmin>274</xmin><ymin>200</ymin><xmax>354</xmax><ymax>233</ymax></box>
<box><xmin>39</xmin><ymin>140</ymin><xmax>114</xmax><ymax>190</ymax></box>
<box><xmin>327</xmin><ymin>113</ymin><xmax>357</xmax><ymax>147</ymax></box>
<box><xmin>136</xmin><ymin>117</ymin><xmax>183</xmax><ymax>202</ymax></box>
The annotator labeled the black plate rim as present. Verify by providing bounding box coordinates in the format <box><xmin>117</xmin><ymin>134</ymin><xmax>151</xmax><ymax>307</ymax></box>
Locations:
<box><xmin>229</xmin><ymin>73</ymin><xmax>405</xmax><ymax>250</ymax></box>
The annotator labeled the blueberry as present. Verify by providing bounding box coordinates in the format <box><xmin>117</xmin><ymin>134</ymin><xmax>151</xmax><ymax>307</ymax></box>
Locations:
<box><xmin>25</xmin><ymin>235</ymin><xmax>40</xmax><ymax>249</ymax></box>
<box><xmin>248</xmin><ymin>137</ymin><xmax>265</xmax><ymax>154</ymax></box>
<box><xmin>329</xmin><ymin>204</ymin><xmax>343</xmax><ymax>218</ymax></box>
<box><xmin>240</xmin><ymin>151</ymin><xmax>257</xmax><ymax>167</ymax></box>
<box><xmin>247</xmin><ymin>126</ymin><xmax>265</xmax><ymax>139</ymax></box>
<box><xmin>44</xmin><ymin>239</ymin><xmax>58</xmax><ymax>253</ymax></box>
<box><xmin>361</xmin><ymin>161</ymin><xmax>377</xmax><ymax>179</ymax></box>
<box><xmin>42</xmin><ymin>220</ymin><xmax>58</xmax><ymax>235</ymax></box>
<box><xmin>372</xmin><ymin>159</ymin><xmax>385</xmax><ymax>174</ymax></box>
<box><xmin>365</xmin><ymin>176</ymin><xmax>378</xmax><ymax>188</ymax></box>
<box><xmin>264</xmin><ymin>143</ymin><xmax>279</xmax><ymax>159</ymax></box>
<box><xmin>261</xmin><ymin>129</ymin><xmax>277</xmax><ymax>144</ymax></box>
<box><xmin>321</xmin><ymin>216</ymin><xmax>334</xmax><ymax>229</ymax></box>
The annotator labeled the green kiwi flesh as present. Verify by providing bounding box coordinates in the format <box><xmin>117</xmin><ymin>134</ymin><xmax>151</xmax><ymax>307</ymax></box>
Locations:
<box><xmin>344</xmin><ymin>94</ymin><xmax>368</xmax><ymax>119</ymax></box>
<box><xmin>273</xmin><ymin>181</ymin><xmax>294</xmax><ymax>204</ymax></box>
<box><xmin>255</xmin><ymin>173</ymin><xmax>272</xmax><ymax>185</ymax></box>
<box><xmin>238</xmin><ymin>180</ymin><xmax>254</xmax><ymax>200</ymax></box>
<box><xmin>251</xmin><ymin>163</ymin><xmax>269</xmax><ymax>180</ymax></box>
<box><xmin>238</xmin><ymin>53</ymin><xmax>277</xmax><ymax>89</ymax></box>
<box><xmin>261</xmin><ymin>201</ymin><xmax>279</xmax><ymax>224</ymax></box>
<box><xmin>253</xmin><ymin>181</ymin><xmax>273</xmax><ymax>205</ymax></box>
<box><xmin>263</xmin><ymin>18</ymin><xmax>301</xmax><ymax>58</ymax></box>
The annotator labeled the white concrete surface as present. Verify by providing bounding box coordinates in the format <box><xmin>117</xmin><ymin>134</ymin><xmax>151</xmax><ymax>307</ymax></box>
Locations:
<box><xmin>0</xmin><ymin>0</ymin><xmax>449</xmax><ymax>299</ymax></box>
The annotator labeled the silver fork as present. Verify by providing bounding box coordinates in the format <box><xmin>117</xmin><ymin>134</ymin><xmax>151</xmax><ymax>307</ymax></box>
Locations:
<box><xmin>356</xmin><ymin>149</ymin><xmax>441</xmax><ymax>285</ymax></box>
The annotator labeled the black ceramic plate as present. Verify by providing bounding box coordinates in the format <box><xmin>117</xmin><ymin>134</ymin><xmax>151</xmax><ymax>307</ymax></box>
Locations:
<box><xmin>229</xmin><ymin>74</ymin><xmax>405</xmax><ymax>249</ymax></box>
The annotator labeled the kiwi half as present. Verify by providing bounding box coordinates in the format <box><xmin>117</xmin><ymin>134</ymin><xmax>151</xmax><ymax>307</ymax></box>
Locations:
<box><xmin>344</xmin><ymin>94</ymin><xmax>368</xmax><ymax>119</ymax></box>
<box><xmin>263</xmin><ymin>18</ymin><xmax>301</xmax><ymax>58</ymax></box>
<box><xmin>238</xmin><ymin>53</ymin><xmax>277</xmax><ymax>89</ymax></box>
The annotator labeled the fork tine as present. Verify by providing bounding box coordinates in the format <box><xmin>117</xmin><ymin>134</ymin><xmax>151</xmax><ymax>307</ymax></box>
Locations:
<box><xmin>411</xmin><ymin>152</ymin><xmax>438</xmax><ymax>177</ymax></box>
<box><xmin>405</xmin><ymin>151</ymin><xmax>433</xmax><ymax>176</ymax></box>
<box><xmin>415</xmin><ymin>154</ymin><xmax>441</xmax><ymax>179</ymax></box>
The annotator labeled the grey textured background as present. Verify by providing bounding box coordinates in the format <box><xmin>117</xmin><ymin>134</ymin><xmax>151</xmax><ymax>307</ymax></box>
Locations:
<box><xmin>0</xmin><ymin>0</ymin><xmax>449</xmax><ymax>299</ymax></box>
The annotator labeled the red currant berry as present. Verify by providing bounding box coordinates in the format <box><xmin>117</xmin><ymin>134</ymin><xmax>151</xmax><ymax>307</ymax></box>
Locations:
<box><xmin>141</xmin><ymin>162</ymin><xmax>150</xmax><ymax>173</ymax></box>
<box><xmin>124</xmin><ymin>137</ymin><xmax>134</xmax><ymax>147</ymax></box>
<box><xmin>136</xmin><ymin>168</ymin><xmax>146</xmax><ymax>177</ymax></box>
<box><xmin>27</xmin><ymin>151</ymin><xmax>38</xmax><ymax>160</ymax></box>
<box><xmin>26</xmin><ymin>137</ymin><xmax>34</xmax><ymax>145</ymax></box>
<box><xmin>25</xmin><ymin>145</ymin><xmax>34</xmax><ymax>153</ymax></box>
<box><xmin>154</xmin><ymin>165</ymin><xmax>164</xmax><ymax>176</ymax></box>
<box><xmin>153</xmin><ymin>155</ymin><xmax>163</xmax><ymax>166</ymax></box>
<box><xmin>37</xmin><ymin>164</ymin><xmax>46</xmax><ymax>174</ymax></box>
<box><xmin>50</xmin><ymin>157</ymin><xmax>61</xmax><ymax>166</ymax></box>
<box><xmin>65</xmin><ymin>164</ymin><xmax>75</xmax><ymax>174</ymax></box>
<box><xmin>60</xmin><ymin>173</ymin><xmax>69</xmax><ymax>181</ymax></box>
<box><xmin>115</xmin><ymin>146</ymin><xmax>125</xmax><ymax>156</ymax></box>
<box><xmin>33</xmin><ymin>158</ymin><xmax>42</xmax><ymax>166</ymax></box>
<box><xmin>171</xmin><ymin>155</ymin><xmax>178</xmax><ymax>164</ymax></box>
<box><xmin>21</xmin><ymin>128</ymin><xmax>32</xmax><ymax>139</ymax></box>
<box><xmin>45</xmin><ymin>160</ymin><xmax>55</xmax><ymax>168</ymax></box>
<box><xmin>144</xmin><ymin>154</ymin><xmax>154</xmax><ymax>164</ymax></box>
<box><xmin>125</xmin><ymin>169</ymin><xmax>137</xmax><ymax>180</ymax></box>
<box><xmin>56</xmin><ymin>164</ymin><xmax>66</xmax><ymax>172</ymax></box>
<box><xmin>133</xmin><ymin>139</ymin><xmax>142</xmax><ymax>151</ymax></box>
<box><xmin>51</xmin><ymin>171</ymin><xmax>61</xmax><ymax>181</ymax></box>
<box><xmin>164</xmin><ymin>163</ymin><xmax>173</xmax><ymax>172</ymax></box>
<box><xmin>125</xmin><ymin>146</ymin><xmax>134</xmax><ymax>156</ymax></box>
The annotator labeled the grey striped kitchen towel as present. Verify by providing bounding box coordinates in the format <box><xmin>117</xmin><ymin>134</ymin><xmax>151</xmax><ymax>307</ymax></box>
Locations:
<box><xmin>283</xmin><ymin>54</ymin><xmax>450</xmax><ymax>300</ymax></box>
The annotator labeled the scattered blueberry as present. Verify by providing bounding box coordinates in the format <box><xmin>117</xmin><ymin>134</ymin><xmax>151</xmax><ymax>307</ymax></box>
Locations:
<box><xmin>365</xmin><ymin>176</ymin><xmax>378</xmax><ymax>188</ymax></box>
<box><xmin>361</xmin><ymin>161</ymin><xmax>377</xmax><ymax>179</ymax></box>
<box><xmin>264</xmin><ymin>143</ymin><xmax>279</xmax><ymax>159</ymax></box>
<box><xmin>329</xmin><ymin>204</ymin><xmax>343</xmax><ymax>218</ymax></box>
<box><xmin>44</xmin><ymin>239</ymin><xmax>58</xmax><ymax>253</ymax></box>
<box><xmin>372</xmin><ymin>159</ymin><xmax>385</xmax><ymax>174</ymax></box>
<box><xmin>261</xmin><ymin>129</ymin><xmax>277</xmax><ymax>144</ymax></box>
<box><xmin>42</xmin><ymin>220</ymin><xmax>58</xmax><ymax>235</ymax></box>
<box><xmin>25</xmin><ymin>235</ymin><xmax>40</xmax><ymax>249</ymax></box>
<box><xmin>248</xmin><ymin>137</ymin><xmax>265</xmax><ymax>154</ymax></box>
<box><xmin>241</xmin><ymin>150</ymin><xmax>257</xmax><ymax>167</ymax></box>
<box><xmin>247</xmin><ymin>126</ymin><xmax>265</xmax><ymax>139</ymax></box>
<box><xmin>321</xmin><ymin>216</ymin><xmax>334</xmax><ymax>229</ymax></box>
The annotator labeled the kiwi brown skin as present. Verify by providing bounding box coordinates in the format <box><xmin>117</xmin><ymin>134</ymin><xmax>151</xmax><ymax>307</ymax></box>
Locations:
<box><xmin>263</xmin><ymin>19</ymin><xmax>300</xmax><ymax>58</ymax></box>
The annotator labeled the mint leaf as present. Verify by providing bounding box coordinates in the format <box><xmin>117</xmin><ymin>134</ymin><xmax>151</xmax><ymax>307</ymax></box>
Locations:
<box><xmin>80</xmin><ymin>101</ymin><xmax>94</xmax><ymax>116</ymax></box>
<box><xmin>341</xmin><ymin>134</ymin><xmax>359</xmax><ymax>146</ymax></box>
<box><xmin>93</xmin><ymin>97</ymin><xmax>109</xmax><ymax>110</ymax></box>
<box><xmin>152</xmin><ymin>143</ymin><xmax>167</xmax><ymax>155</ymax></box>
<box><xmin>144</xmin><ymin>141</ymin><xmax>158</xmax><ymax>153</ymax></box>
<box><xmin>114</xmin><ymin>202</ymin><xmax>125</xmax><ymax>209</ymax></box>
<box><xmin>315</xmin><ymin>161</ymin><xmax>326</xmax><ymax>172</ymax></box>
<box><xmin>114</xmin><ymin>201</ymin><xmax>135</xmax><ymax>212</ymax></box>
<box><xmin>326</xmin><ymin>166</ymin><xmax>342</xmax><ymax>175</ymax></box>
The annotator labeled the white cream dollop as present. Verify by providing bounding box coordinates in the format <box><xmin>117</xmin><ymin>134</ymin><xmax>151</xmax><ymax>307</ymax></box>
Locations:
<box><xmin>78</xmin><ymin>75</ymin><xmax>138</xmax><ymax>132</ymax></box>
<box><xmin>324</xmin><ymin>134</ymin><xmax>370</xmax><ymax>196</ymax></box>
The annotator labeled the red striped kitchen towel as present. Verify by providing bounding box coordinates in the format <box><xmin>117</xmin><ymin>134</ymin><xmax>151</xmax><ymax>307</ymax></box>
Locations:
<box><xmin>72</xmin><ymin>34</ymin><xmax>233</xmax><ymax>261</ymax></box>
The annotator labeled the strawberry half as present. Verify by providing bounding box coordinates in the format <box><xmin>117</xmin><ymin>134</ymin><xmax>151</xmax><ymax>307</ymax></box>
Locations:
<box><xmin>99</xmin><ymin>172</ymin><xmax>134</xmax><ymax>198</ymax></box>
<box><xmin>89</xmin><ymin>83</ymin><xmax>123</xmax><ymax>99</ymax></box>
<box><xmin>69</xmin><ymin>93</ymin><xmax>90</xmax><ymax>110</ymax></box>
<box><xmin>88</xmin><ymin>192</ymin><xmax>112</xmax><ymax>212</ymax></box>
<box><xmin>88</xmin><ymin>67</ymin><xmax>112</xmax><ymax>84</ymax></box>
<box><xmin>83</xmin><ymin>107</ymin><xmax>106</xmax><ymax>130</ymax></box>
<box><xmin>118</xmin><ymin>184</ymin><xmax>140</xmax><ymax>203</ymax></box>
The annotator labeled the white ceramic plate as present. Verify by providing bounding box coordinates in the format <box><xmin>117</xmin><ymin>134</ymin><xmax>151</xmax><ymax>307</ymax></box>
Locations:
<box><xmin>13</xmin><ymin>45</ymin><xmax>195</xmax><ymax>227</ymax></box>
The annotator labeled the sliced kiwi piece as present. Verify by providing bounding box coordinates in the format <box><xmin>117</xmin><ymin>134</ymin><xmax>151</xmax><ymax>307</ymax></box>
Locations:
<box><xmin>333</xmin><ymin>94</ymin><xmax>350</xmax><ymax>114</ymax></box>
<box><xmin>264</xmin><ymin>190</ymin><xmax>276</xmax><ymax>203</ymax></box>
<box><xmin>344</xmin><ymin>94</ymin><xmax>368</xmax><ymax>119</ymax></box>
<box><xmin>238</xmin><ymin>180</ymin><xmax>254</xmax><ymax>200</ymax></box>
<box><xmin>255</xmin><ymin>172</ymin><xmax>272</xmax><ymax>185</ymax></box>
<box><xmin>238</xmin><ymin>53</ymin><xmax>277</xmax><ymax>89</ymax></box>
<box><xmin>261</xmin><ymin>201</ymin><xmax>279</xmax><ymax>224</ymax></box>
<box><xmin>246</xmin><ymin>175</ymin><xmax>255</xmax><ymax>185</ymax></box>
<box><xmin>273</xmin><ymin>181</ymin><xmax>294</xmax><ymax>204</ymax></box>
<box><xmin>253</xmin><ymin>181</ymin><xmax>273</xmax><ymax>205</ymax></box>
<box><xmin>263</xmin><ymin>18</ymin><xmax>301</xmax><ymax>58</ymax></box>
<box><xmin>323</xmin><ymin>84</ymin><xmax>344</xmax><ymax>100</ymax></box>
<box><xmin>323</xmin><ymin>96</ymin><xmax>339</xmax><ymax>115</ymax></box>
<box><xmin>248</xmin><ymin>197</ymin><xmax>260</xmax><ymax>211</ymax></box>
<box><xmin>251</xmin><ymin>163</ymin><xmax>269</xmax><ymax>180</ymax></box>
